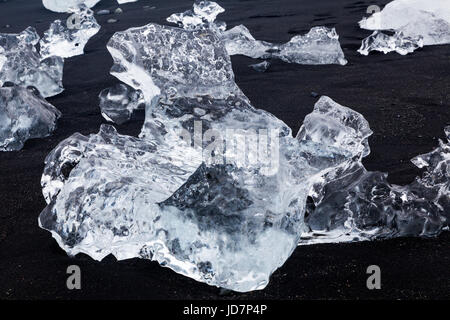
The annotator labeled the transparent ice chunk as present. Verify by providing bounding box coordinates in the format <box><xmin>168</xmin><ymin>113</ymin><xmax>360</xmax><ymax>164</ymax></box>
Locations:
<box><xmin>42</xmin><ymin>0</ymin><xmax>101</xmax><ymax>13</ymax></box>
<box><xmin>99</xmin><ymin>83</ymin><xmax>145</xmax><ymax>124</ymax></box>
<box><xmin>302</xmin><ymin>127</ymin><xmax>449</xmax><ymax>244</ymax></box>
<box><xmin>222</xmin><ymin>25</ymin><xmax>273</xmax><ymax>59</ymax></box>
<box><xmin>0</xmin><ymin>84</ymin><xmax>61</xmax><ymax>151</ymax></box>
<box><xmin>0</xmin><ymin>27</ymin><xmax>64</xmax><ymax>98</ymax></box>
<box><xmin>106</xmin><ymin>23</ymin><xmax>241</xmax><ymax>102</ymax></box>
<box><xmin>271</xmin><ymin>27</ymin><xmax>348</xmax><ymax>65</ymax></box>
<box><xmin>358</xmin><ymin>31</ymin><xmax>424</xmax><ymax>56</ymax></box>
<box><xmin>167</xmin><ymin>0</ymin><xmax>226</xmax><ymax>31</ymax></box>
<box><xmin>40</xmin><ymin>6</ymin><xmax>101</xmax><ymax>59</ymax></box>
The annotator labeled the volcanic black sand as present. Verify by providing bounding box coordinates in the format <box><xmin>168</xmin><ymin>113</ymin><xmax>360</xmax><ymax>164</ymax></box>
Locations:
<box><xmin>0</xmin><ymin>0</ymin><xmax>449</xmax><ymax>300</ymax></box>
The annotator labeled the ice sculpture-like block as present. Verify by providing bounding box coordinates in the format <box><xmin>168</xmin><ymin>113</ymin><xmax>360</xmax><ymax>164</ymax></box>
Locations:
<box><xmin>40</xmin><ymin>20</ymin><xmax>365</xmax><ymax>291</ymax></box>
<box><xmin>0</xmin><ymin>84</ymin><xmax>61</xmax><ymax>151</ymax></box>
<box><xmin>40</xmin><ymin>6</ymin><xmax>101</xmax><ymax>59</ymax></box>
<box><xmin>43</xmin><ymin>0</ymin><xmax>101</xmax><ymax>13</ymax></box>
<box><xmin>0</xmin><ymin>27</ymin><xmax>64</xmax><ymax>98</ymax></box>
<box><xmin>99</xmin><ymin>83</ymin><xmax>145</xmax><ymax>124</ymax></box>
<box><xmin>359</xmin><ymin>0</ymin><xmax>450</xmax><ymax>55</ymax></box>
<box><xmin>358</xmin><ymin>31</ymin><xmax>424</xmax><ymax>56</ymax></box>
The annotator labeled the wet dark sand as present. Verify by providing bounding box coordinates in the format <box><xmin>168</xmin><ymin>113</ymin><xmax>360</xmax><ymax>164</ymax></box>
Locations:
<box><xmin>0</xmin><ymin>0</ymin><xmax>449</xmax><ymax>299</ymax></box>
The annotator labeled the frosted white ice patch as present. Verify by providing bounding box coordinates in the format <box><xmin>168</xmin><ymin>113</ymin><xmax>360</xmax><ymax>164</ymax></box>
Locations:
<box><xmin>40</xmin><ymin>5</ymin><xmax>101</xmax><ymax>59</ymax></box>
<box><xmin>43</xmin><ymin>0</ymin><xmax>101</xmax><ymax>13</ymax></box>
<box><xmin>359</xmin><ymin>0</ymin><xmax>450</xmax><ymax>55</ymax></box>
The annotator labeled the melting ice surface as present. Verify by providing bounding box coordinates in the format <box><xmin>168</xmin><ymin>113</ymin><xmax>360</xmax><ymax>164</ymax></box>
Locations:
<box><xmin>168</xmin><ymin>1</ymin><xmax>347</xmax><ymax>65</ymax></box>
<box><xmin>40</xmin><ymin>19</ymin><xmax>448</xmax><ymax>292</ymax></box>
<box><xmin>359</xmin><ymin>0</ymin><xmax>450</xmax><ymax>55</ymax></box>
<box><xmin>43</xmin><ymin>0</ymin><xmax>101</xmax><ymax>13</ymax></box>
<box><xmin>0</xmin><ymin>84</ymin><xmax>61</xmax><ymax>151</ymax></box>
<box><xmin>40</xmin><ymin>6</ymin><xmax>101</xmax><ymax>59</ymax></box>
<box><xmin>0</xmin><ymin>27</ymin><xmax>64</xmax><ymax>98</ymax></box>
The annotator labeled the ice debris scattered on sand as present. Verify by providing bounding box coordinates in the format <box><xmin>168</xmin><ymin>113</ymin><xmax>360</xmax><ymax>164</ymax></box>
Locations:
<box><xmin>302</xmin><ymin>125</ymin><xmax>450</xmax><ymax>244</ymax></box>
<box><xmin>168</xmin><ymin>1</ymin><xmax>347</xmax><ymax>65</ymax></box>
<box><xmin>40</xmin><ymin>5</ymin><xmax>101</xmax><ymax>59</ymax></box>
<box><xmin>0</xmin><ymin>84</ymin><xmax>61</xmax><ymax>151</ymax></box>
<box><xmin>359</xmin><ymin>0</ymin><xmax>450</xmax><ymax>55</ymax></box>
<box><xmin>99</xmin><ymin>83</ymin><xmax>145</xmax><ymax>124</ymax></box>
<box><xmin>0</xmin><ymin>27</ymin><xmax>64</xmax><ymax>98</ymax></box>
<box><xmin>249</xmin><ymin>61</ymin><xmax>270</xmax><ymax>72</ymax></box>
<box><xmin>43</xmin><ymin>0</ymin><xmax>101</xmax><ymax>13</ymax></box>
<box><xmin>39</xmin><ymin>20</ymin><xmax>448</xmax><ymax>292</ymax></box>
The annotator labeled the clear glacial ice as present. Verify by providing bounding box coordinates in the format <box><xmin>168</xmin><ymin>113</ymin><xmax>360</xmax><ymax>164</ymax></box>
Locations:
<box><xmin>359</xmin><ymin>0</ymin><xmax>450</xmax><ymax>55</ymax></box>
<box><xmin>39</xmin><ymin>15</ymin><xmax>448</xmax><ymax>291</ymax></box>
<box><xmin>0</xmin><ymin>27</ymin><xmax>64</xmax><ymax>98</ymax></box>
<box><xmin>99</xmin><ymin>83</ymin><xmax>145</xmax><ymax>124</ymax></box>
<box><xmin>0</xmin><ymin>84</ymin><xmax>61</xmax><ymax>151</ymax></box>
<box><xmin>40</xmin><ymin>5</ymin><xmax>101</xmax><ymax>59</ymax></box>
<box><xmin>43</xmin><ymin>0</ymin><xmax>101</xmax><ymax>13</ymax></box>
<box><xmin>167</xmin><ymin>1</ymin><xmax>347</xmax><ymax>65</ymax></box>
<box><xmin>358</xmin><ymin>31</ymin><xmax>424</xmax><ymax>56</ymax></box>
<box><xmin>303</xmin><ymin>126</ymin><xmax>449</xmax><ymax>244</ymax></box>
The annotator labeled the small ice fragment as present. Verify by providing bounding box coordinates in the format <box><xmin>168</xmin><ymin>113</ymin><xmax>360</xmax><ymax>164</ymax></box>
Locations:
<box><xmin>358</xmin><ymin>30</ymin><xmax>424</xmax><ymax>56</ymax></box>
<box><xmin>42</xmin><ymin>0</ymin><xmax>101</xmax><ymax>13</ymax></box>
<box><xmin>99</xmin><ymin>83</ymin><xmax>145</xmax><ymax>124</ymax></box>
<box><xmin>167</xmin><ymin>0</ymin><xmax>225</xmax><ymax>31</ymax></box>
<box><xmin>0</xmin><ymin>84</ymin><xmax>61</xmax><ymax>151</ymax></box>
<box><xmin>117</xmin><ymin>0</ymin><xmax>138</xmax><ymax>4</ymax></box>
<box><xmin>272</xmin><ymin>27</ymin><xmax>348</xmax><ymax>65</ymax></box>
<box><xmin>97</xmin><ymin>10</ymin><xmax>111</xmax><ymax>15</ymax></box>
<box><xmin>40</xmin><ymin>6</ymin><xmax>101</xmax><ymax>59</ymax></box>
<box><xmin>249</xmin><ymin>61</ymin><xmax>270</xmax><ymax>72</ymax></box>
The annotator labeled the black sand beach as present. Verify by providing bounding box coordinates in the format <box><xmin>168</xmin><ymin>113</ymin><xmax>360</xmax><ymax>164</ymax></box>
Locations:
<box><xmin>0</xmin><ymin>0</ymin><xmax>449</xmax><ymax>299</ymax></box>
